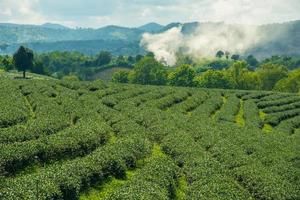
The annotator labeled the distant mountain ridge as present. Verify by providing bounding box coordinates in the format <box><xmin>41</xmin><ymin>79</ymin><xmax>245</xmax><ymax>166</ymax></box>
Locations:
<box><xmin>0</xmin><ymin>20</ymin><xmax>299</xmax><ymax>58</ymax></box>
<box><xmin>41</xmin><ymin>23</ymin><xmax>70</xmax><ymax>30</ymax></box>
<box><xmin>138</xmin><ymin>23</ymin><xmax>164</xmax><ymax>32</ymax></box>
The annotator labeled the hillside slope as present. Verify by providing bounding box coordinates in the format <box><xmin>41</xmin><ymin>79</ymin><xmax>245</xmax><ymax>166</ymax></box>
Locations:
<box><xmin>0</xmin><ymin>78</ymin><xmax>299</xmax><ymax>199</ymax></box>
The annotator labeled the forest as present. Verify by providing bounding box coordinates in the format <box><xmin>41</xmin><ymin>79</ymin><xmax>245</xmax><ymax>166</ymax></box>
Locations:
<box><xmin>1</xmin><ymin>47</ymin><xmax>300</xmax><ymax>93</ymax></box>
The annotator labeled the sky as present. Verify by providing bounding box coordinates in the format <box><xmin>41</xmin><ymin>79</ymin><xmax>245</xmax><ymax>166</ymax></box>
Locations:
<box><xmin>0</xmin><ymin>0</ymin><xmax>300</xmax><ymax>28</ymax></box>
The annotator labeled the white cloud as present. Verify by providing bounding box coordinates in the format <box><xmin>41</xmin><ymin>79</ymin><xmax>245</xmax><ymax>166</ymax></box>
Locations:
<box><xmin>0</xmin><ymin>0</ymin><xmax>44</xmax><ymax>24</ymax></box>
<box><xmin>0</xmin><ymin>8</ymin><xmax>12</xmax><ymax>16</ymax></box>
<box><xmin>0</xmin><ymin>0</ymin><xmax>299</xmax><ymax>27</ymax></box>
<box><xmin>141</xmin><ymin>23</ymin><xmax>265</xmax><ymax>65</ymax></box>
<box><xmin>188</xmin><ymin>0</ymin><xmax>300</xmax><ymax>25</ymax></box>
<box><xmin>140</xmin><ymin>8</ymin><xmax>152</xmax><ymax>18</ymax></box>
<box><xmin>141</xmin><ymin>27</ymin><xmax>184</xmax><ymax>65</ymax></box>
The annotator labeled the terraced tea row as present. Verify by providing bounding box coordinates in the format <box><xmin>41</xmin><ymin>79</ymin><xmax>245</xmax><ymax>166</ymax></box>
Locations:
<box><xmin>0</xmin><ymin>78</ymin><xmax>299</xmax><ymax>200</ymax></box>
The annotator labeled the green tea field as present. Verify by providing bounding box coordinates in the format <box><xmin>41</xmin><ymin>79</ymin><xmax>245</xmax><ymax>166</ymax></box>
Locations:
<box><xmin>0</xmin><ymin>78</ymin><xmax>299</xmax><ymax>200</ymax></box>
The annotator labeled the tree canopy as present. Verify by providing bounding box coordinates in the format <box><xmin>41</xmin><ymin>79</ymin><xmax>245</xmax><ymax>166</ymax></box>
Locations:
<box><xmin>168</xmin><ymin>64</ymin><xmax>196</xmax><ymax>87</ymax></box>
<box><xmin>216</xmin><ymin>50</ymin><xmax>225</xmax><ymax>58</ymax></box>
<box><xmin>13</xmin><ymin>46</ymin><xmax>34</xmax><ymax>78</ymax></box>
<box><xmin>274</xmin><ymin>69</ymin><xmax>300</xmax><ymax>93</ymax></box>
<box><xmin>95</xmin><ymin>51</ymin><xmax>112</xmax><ymax>66</ymax></box>
<box><xmin>112</xmin><ymin>70</ymin><xmax>130</xmax><ymax>83</ymax></box>
<box><xmin>257</xmin><ymin>63</ymin><xmax>288</xmax><ymax>90</ymax></box>
<box><xmin>194</xmin><ymin>70</ymin><xmax>232</xmax><ymax>89</ymax></box>
<box><xmin>129</xmin><ymin>57</ymin><xmax>167</xmax><ymax>85</ymax></box>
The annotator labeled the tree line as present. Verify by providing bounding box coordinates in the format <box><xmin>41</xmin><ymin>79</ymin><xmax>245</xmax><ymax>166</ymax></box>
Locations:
<box><xmin>0</xmin><ymin>46</ymin><xmax>299</xmax><ymax>93</ymax></box>
<box><xmin>112</xmin><ymin>55</ymin><xmax>300</xmax><ymax>93</ymax></box>
<box><xmin>0</xmin><ymin>46</ymin><xmax>144</xmax><ymax>79</ymax></box>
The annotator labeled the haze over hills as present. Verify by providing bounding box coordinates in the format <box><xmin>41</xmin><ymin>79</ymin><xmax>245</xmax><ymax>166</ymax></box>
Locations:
<box><xmin>0</xmin><ymin>20</ymin><xmax>299</xmax><ymax>59</ymax></box>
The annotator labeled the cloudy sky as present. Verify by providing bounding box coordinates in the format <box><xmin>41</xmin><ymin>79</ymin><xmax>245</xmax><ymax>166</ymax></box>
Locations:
<box><xmin>0</xmin><ymin>0</ymin><xmax>299</xmax><ymax>28</ymax></box>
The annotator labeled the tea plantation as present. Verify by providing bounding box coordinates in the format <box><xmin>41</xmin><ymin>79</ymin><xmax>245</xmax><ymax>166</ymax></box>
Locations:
<box><xmin>0</xmin><ymin>78</ymin><xmax>299</xmax><ymax>200</ymax></box>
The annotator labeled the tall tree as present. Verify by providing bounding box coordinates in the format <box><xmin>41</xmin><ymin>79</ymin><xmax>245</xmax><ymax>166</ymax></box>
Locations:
<box><xmin>135</xmin><ymin>55</ymin><xmax>144</xmax><ymax>62</ymax></box>
<box><xmin>129</xmin><ymin>57</ymin><xmax>167</xmax><ymax>85</ymax></box>
<box><xmin>216</xmin><ymin>50</ymin><xmax>225</xmax><ymax>58</ymax></box>
<box><xmin>246</xmin><ymin>55</ymin><xmax>259</xmax><ymax>68</ymax></box>
<box><xmin>112</xmin><ymin>70</ymin><xmax>130</xmax><ymax>83</ymax></box>
<box><xmin>228</xmin><ymin>61</ymin><xmax>247</xmax><ymax>88</ymax></box>
<box><xmin>13</xmin><ymin>46</ymin><xmax>34</xmax><ymax>78</ymax></box>
<box><xmin>257</xmin><ymin>63</ymin><xmax>288</xmax><ymax>90</ymax></box>
<box><xmin>95</xmin><ymin>51</ymin><xmax>112</xmax><ymax>66</ymax></box>
<box><xmin>168</xmin><ymin>64</ymin><xmax>196</xmax><ymax>87</ymax></box>
<box><xmin>227</xmin><ymin>61</ymin><xmax>258</xmax><ymax>90</ymax></box>
<box><xmin>274</xmin><ymin>69</ymin><xmax>300</xmax><ymax>93</ymax></box>
<box><xmin>127</xmin><ymin>56</ymin><xmax>135</xmax><ymax>63</ymax></box>
<box><xmin>231</xmin><ymin>54</ymin><xmax>240</xmax><ymax>61</ymax></box>
<box><xmin>195</xmin><ymin>70</ymin><xmax>232</xmax><ymax>89</ymax></box>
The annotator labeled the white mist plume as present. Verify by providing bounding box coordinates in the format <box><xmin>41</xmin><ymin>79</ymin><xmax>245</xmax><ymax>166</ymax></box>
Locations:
<box><xmin>141</xmin><ymin>27</ymin><xmax>184</xmax><ymax>66</ymax></box>
<box><xmin>141</xmin><ymin>23</ymin><xmax>263</xmax><ymax>66</ymax></box>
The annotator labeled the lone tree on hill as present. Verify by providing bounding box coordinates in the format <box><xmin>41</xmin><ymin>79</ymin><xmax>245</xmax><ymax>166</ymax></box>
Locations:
<box><xmin>13</xmin><ymin>46</ymin><xmax>34</xmax><ymax>78</ymax></box>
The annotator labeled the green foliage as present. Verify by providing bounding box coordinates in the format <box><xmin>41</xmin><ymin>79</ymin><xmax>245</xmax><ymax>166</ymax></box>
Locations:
<box><xmin>227</xmin><ymin>61</ymin><xmax>259</xmax><ymax>90</ymax></box>
<box><xmin>243</xmin><ymin>100</ymin><xmax>262</xmax><ymax>128</ymax></box>
<box><xmin>62</xmin><ymin>75</ymin><xmax>80</xmax><ymax>81</ymax></box>
<box><xmin>4</xmin><ymin>46</ymin><xmax>300</xmax><ymax>93</ymax></box>
<box><xmin>215</xmin><ymin>94</ymin><xmax>240</xmax><ymax>123</ymax></box>
<box><xmin>246</xmin><ymin>55</ymin><xmax>259</xmax><ymax>68</ymax></box>
<box><xmin>257</xmin><ymin>63</ymin><xmax>288</xmax><ymax>90</ymax></box>
<box><xmin>96</xmin><ymin>51</ymin><xmax>112</xmax><ymax>66</ymax></box>
<box><xmin>110</xmin><ymin>54</ymin><xmax>297</xmax><ymax>92</ymax></box>
<box><xmin>207</xmin><ymin>59</ymin><xmax>233</xmax><ymax>70</ymax></box>
<box><xmin>274</xmin><ymin>69</ymin><xmax>300</xmax><ymax>93</ymax></box>
<box><xmin>228</xmin><ymin>61</ymin><xmax>247</xmax><ymax>87</ymax></box>
<box><xmin>31</xmin><ymin>59</ymin><xmax>48</xmax><ymax>75</ymax></box>
<box><xmin>231</xmin><ymin>54</ymin><xmax>240</xmax><ymax>61</ymax></box>
<box><xmin>112</xmin><ymin>70</ymin><xmax>130</xmax><ymax>83</ymax></box>
<box><xmin>262</xmin><ymin>55</ymin><xmax>300</xmax><ymax>70</ymax></box>
<box><xmin>1</xmin><ymin>56</ymin><xmax>14</xmax><ymax>71</ymax></box>
<box><xmin>129</xmin><ymin>57</ymin><xmax>167</xmax><ymax>85</ymax></box>
<box><xmin>168</xmin><ymin>64</ymin><xmax>196</xmax><ymax>87</ymax></box>
<box><xmin>0</xmin><ymin>82</ymin><xmax>29</xmax><ymax>128</ymax></box>
<box><xmin>135</xmin><ymin>54</ymin><xmax>144</xmax><ymax>62</ymax></box>
<box><xmin>194</xmin><ymin>70</ymin><xmax>232</xmax><ymax>89</ymax></box>
<box><xmin>106</xmin><ymin>157</ymin><xmax>177</xmax><ymax>200</ymax></box>
<box><xmin>115</xmin><ymin>55</ymin><xmax>130</xmax><ymax>67</ymax></box>
<box><xmin>28</xmin><ymin>51</ymin><xmax>136</xmax><ymax>80</ymax></box>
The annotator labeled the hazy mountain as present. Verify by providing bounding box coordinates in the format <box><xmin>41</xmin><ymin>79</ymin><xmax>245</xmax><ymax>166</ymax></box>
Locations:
<box><xmin>41</xmin><ymin>23</ymin><xmax>70</xmax><ymax>30</ymax></box>
<box><xmin>2</xmin><ymin>39</ymin><xmax>145</xmax><ymax>56</ymax></box>
<box><xmin>0</xmin><ymin>21</ymin><xmax>299</xmax><ymax>58</ymax></box>
<box><xmin>0</xmin><ymin>25</ymin><xmax>144</xmax><ymax>44</ymax></box>
<box><xmin>160</xmin><ymin>22</ymin><xmax>182</xmax><ymax>32</ymax></box>
<box><xmin>138</xmin><ymin>23</ymin><xmax>164</xmax><ymax>32</ymax></box>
